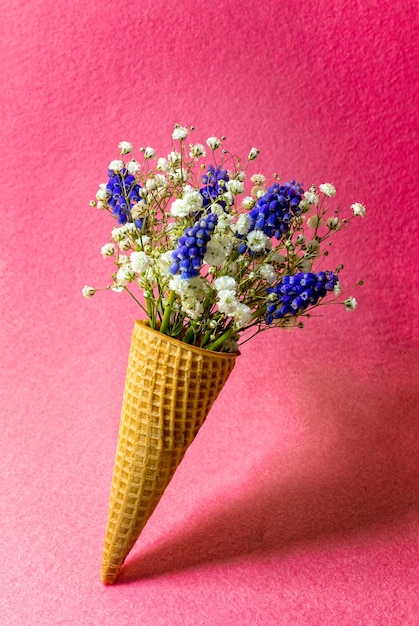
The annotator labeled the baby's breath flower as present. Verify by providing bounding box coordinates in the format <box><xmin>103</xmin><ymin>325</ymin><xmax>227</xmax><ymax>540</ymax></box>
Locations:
<box><xmin>130</xmin><ymin>251</ymin><xmax>152</xmax><ymax>273</ymax></box>
<box><xmin>241</xmin><ymin>196</ymin><xmax>255</xmax><ymax>210</ymax></box>
<box><xmin>334</xmin><ymin>281</ymin><xmax>341</xmax><ymax>296</ymax></box>
<box><xmin>126</xmin><ymin>160</ymin><xmax>140</xmax><ymax>175</ymax></box>
<box><xmin>116</xmin><ymin>265</ymin><xmax>135</xmax><ymax>285</ymax></box>
<box><xmin>303</xmin><ymin>187</ymin><xmax>319</xmax><ymax>205</ymax></box>
<box><xmin>101</xmin><ymin>243</ymin><xmax>115</xmax><ymax>257</ymax></box>
<box><xmin>326</xmin><ymin>216</ymin><xmax>340</xmax><ymax>230</ymax></box>
<box><xmin>214</xmin><ymin>276</ymin><xmax>237</xmax><ymax>292</ymax></box>
<box><xmin>344</xmin><ymin>296</ymin><xmax>357</xmax><ymax>310</ymax></box>
<box><xmin>203</xmin><ymin>240</ymin><xmax>227</xmax><ymax>266</ymax></box>
<box><xmin>248</xmin><ymin>147</ymin><xmax>260</xmax><ymax>161</ymax></box>
<box><xmin>259</xmin><ymin>263</ymin><xmax>277</xmax><ymax>283</ymax></box>
<box><xmin>168</xmin><ymin>150</ymin><xmax>181</xmax><ymax>165</ymax></box>
<box><xmin>108</xmin><ymin>160</ymin><xmax>124</xmax><ymax>173</ymax></box>
<box><xmin>118</xmin><ymin>141</ymin><xmax>133</xmax><ymax>155</ymax></box>
<box><xmin>307</xmin><ymin>215</ymin><xmax>322</xmax><ymax>229</ymax></box>
<box><xmin>206</xmin><ymin>136</ymin><xmax>222</xmax><ymax>150</ymax></box>
<box><xmin>119</xmin><ymin>238</ymin><xmax>132</xmax><ymax>251</ymax></box>
<box><xmin>246</xmin><ymin>230</ymin><xmax>270</xmax><ymax>252</ymax></box>
<box><xmin>172</xmin><ymin>125</ymin><xmax>189</xmax><ymax>141</ymax></box>
<box><xmin>217</xmin><ymin>290</ymin><xmax>239</xmax><ymax>315</ymax></box>
<box><xmin>319</xmin><ymin>183</ymin><xmax>336</xmax><ymax>197</ymax></box>
<box><xmin>82</xmin><ymin>285</ymin><xmax>95</xmax><ymax>298</ymax></box>
<box><xmin>189</xmin><ymin>143</ymin><xmax>206</xmax><ymax>158</ymax></box>
<box><xmin>351</xmin><ymin>202</ymin><xmax>366</xmax><ymax>217</ymax></box>
<box><xmin>250</xmin><ymin>174</ymin><xmax>266</xmax><ymax>186</ymax></box>
<box><xmin>157</xmin><ymin>157</ymin><xmax>169</xmax><ymax>171</ymax></box>
<box><xmin>144</xmin><ymin>147</ymin><xmax>156</xmax><ymax>159</ymax></box>
<box><xmin>233</xmin><ymin>303</ymin><xmax>252</xmax><ymax>328</ymax></box>
<box><xmin>226</xmin><ymin>179</ymin><xmax>245</xmax><ymax>195</ymax></box>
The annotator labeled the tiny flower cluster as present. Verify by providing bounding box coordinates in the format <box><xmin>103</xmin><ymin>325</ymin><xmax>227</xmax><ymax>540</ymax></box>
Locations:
<box><xmin>85</xmin><ymin>124</ymin><xmax>364</xmax><ymax>352</ymax></box>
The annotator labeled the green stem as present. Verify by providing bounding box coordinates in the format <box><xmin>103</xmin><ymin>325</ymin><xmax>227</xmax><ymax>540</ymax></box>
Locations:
<box><xmin>206</xmin><ymin>327</ymin><xmax>235</xmax><ymax>352</ymax></box>
<box><xmin>160</xmin><ymin>290</ymin><xmax>176</xmax><ymax>335</ymax></box>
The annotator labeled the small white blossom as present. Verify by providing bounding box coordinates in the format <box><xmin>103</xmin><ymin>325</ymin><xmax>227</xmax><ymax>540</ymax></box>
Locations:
<box><xmin>217</xmin><ymin>290</ymin><xmax>239</xmax><ymax>315</ymax></box>
<box><xmin>334</xmin><ymin>281</ymin><xmax>341</xmax><ymax>296</ymax></box>
<box><xmin>181</xmin><ymin>297</ymin><xmax>203</xmax><ymax>320</ymax></box>
<box><xmin>236</xmin><ymin>170</ymin><xmax>246</xmax><ymax>182</ymax></box>
<box><xmin>144</xmin><ymin>147</ymin><xmax>156</xmax><ymax>159</ymax></box>
<box><xmin>168</xmin><ymin>150</ymin><xmax>181</xmax><ymax>165</ymax></box>
<box><xmin>326</xmin><ymin>216</ymin><xmax>340</xmax><ymax>230</ymax></box>
<box><xmin>307</xmin><ymin>215</ymin><xmax>322</xmax><ymax>229</ymax></box>
<box><xmin>203</xmin><ymin>240</ymin><xmax>227</xmax><ymax>266</ymax></box>
<box><xmin>303</xmin><ymin>187</ymin><xmax>319</xmax><ymax>205</ymax></box>
<box><xmin>157</xmin><ymin>157</ymin><xmax>169</xmax><ymax>171</ymax></box>
<box><xmin>131</xmin><ymin>201</ymin><xmax>147</xmax><ymax>220</ymax></box>
<box><xmin>246</xmin><ymin>230</ymin><xmax>269</xmax><ymax>252</ymax></box>
<box><xmin>82</xmin><ymin>285</ymin><xmax>95</xmax><ymax>298</ymax></box>
<box><xmin>248</xmin><ymin>147</ymin><xmax>260</xmax><ymax>161</ymax></box>
<box><xmin>108</xmin><ymin>160</ymin><xmax>124</xmax><ymax>173</ymax></box>
<box><xmin>111</xmin><ymin>227</ymin><xmax>125</xmax><ymax>242</ymax></box>
<box><xmin>214</xmin><ymin>276</ymin><xmax>237</xmax><ymax>292</ymax></box>
<box><xmin>233</xmin><ymin>303</ymin><xmax>252</xmax><ymax>328</ymax></box>
<box><xmin>259</xmin><ymin>263</ymin><xmax>277</xmax><ymax>283</ymax></box>
<box><xmin>126</xmin><ymin>160</ymin><xmax>140</xmax><ymax>175</ymax></box>
<box><xmin>344</xmin><ymin>296</ymin><xmax>357</xmax><ymax>310</ymax></box>
<box><xmin>119</xmin><ymin>238</ymin><xmax>132</xmax><ymax>251</ymax></box>
<box><xmin>241</xmin><ymin>196</ymin><xmax>255</xmax><ymax>210</ymax></box>
<box><xmin>101</xmin><ymin>243</ymin><xmax>115</xmax><ymax>257</ymax></box>
<box><xmin>96</xmin><ymin>184</ymin><xmax>109</xmax><ymax>202</ymax></box>
<box><xmin>250</xmin><ymin>173</ymin><xmax>266</xmax><ymax>186</ymax></box>
<box><xmin>319</xmin><ymin>183</ymin><xmax>336</xmax><ymax>197</ymax></box>
<box><xmin>351</xmin><ymin>202</ymin><xmax>366</xmax><ymax>217</ymax></box>
<box><xmin>206</xmin><ymin>136</ymin><xmax>222</xmax><ymax>150</ymax></box>
<box><xmin>189</xmin><ymin>143</ymin><xmax>206</xmax><ymax>158</ymax></box>
<box><xmin>130</xmin><ymin>251</ymin><xmax>152</xmax><ymax>273</ymax></box>
<box><xmin>118</xmin><ymin>141</ymin><xmax>133</xmax><ymax>155</ymax></box>
<box><xmin>172</xmin><ymin>125</ymin><xmax>189</xmax><ymax>141</ymax></box>
<box><xmin>116</xmin><ymin>265</ymin><xmax>135</xmax><ymax>285</ymax></box>
<box><xmin>226</xmin><ymin>179</ymin><xmax>245</xmax><ymax>195</ymax></box>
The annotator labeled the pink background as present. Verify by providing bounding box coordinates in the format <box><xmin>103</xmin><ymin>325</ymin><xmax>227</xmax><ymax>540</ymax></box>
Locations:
<box><xmin>1</xmin><ymin>0</ymin><xmax>418</xmax><ymax>624</ymax></box>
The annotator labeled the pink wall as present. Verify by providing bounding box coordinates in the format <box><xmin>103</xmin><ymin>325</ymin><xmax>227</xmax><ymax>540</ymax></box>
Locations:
<box><xmin>1</xmin><ymin>1</ymin><xmax>418</xmax><ymax>624</ymax></box>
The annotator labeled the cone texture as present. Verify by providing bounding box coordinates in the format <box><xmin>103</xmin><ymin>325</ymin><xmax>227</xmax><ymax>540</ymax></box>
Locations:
<box><xmin>101</xmin><ymin>321</ymin><xmax>237</xmax><ymax>583</ymax></box>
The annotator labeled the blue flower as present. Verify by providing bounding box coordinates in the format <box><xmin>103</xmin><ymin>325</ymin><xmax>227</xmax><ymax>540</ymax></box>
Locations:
<box><xmin>170</xmin><ymin>213</ymin><xmax>219</xmax><ymax>279</ymax></box>
<box><xmin>200</xmin><ymin>164</ymin><xmax>230</xmax><ymax>209</ymax></box>
<box><xmin>106</xmin><ymin>168</ymin><xmax>142</xmax><ymax>225</ymax></box>
<box><xmin>248</xmin><ymin>180</ymin><xmax>304</xmax><ymax>239</ymax></box>
<box><xmin>266</xmin><ymin>271</ymin><xmax>338</xmax><ymax>324</ymax></box>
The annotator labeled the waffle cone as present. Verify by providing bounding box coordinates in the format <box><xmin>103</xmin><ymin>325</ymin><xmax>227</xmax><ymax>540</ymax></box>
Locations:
<box><xmin>101</xmin><ymin>321</ymin><xmax>237</xmax><ymax>584</ymax></box>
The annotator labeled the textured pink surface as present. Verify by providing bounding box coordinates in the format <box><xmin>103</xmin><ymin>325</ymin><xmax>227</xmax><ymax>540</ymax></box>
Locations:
<box><xmin>1</xmin><ymin>1</ymin><xmax>418</xmax><ymax>624</ymax></box>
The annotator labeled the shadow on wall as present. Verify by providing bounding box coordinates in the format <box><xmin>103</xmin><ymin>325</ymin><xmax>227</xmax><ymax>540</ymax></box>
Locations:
<box><xmin>115</xmin><ymin>343</ymin><xmax>419</xmax><ymax>584</ymax></box>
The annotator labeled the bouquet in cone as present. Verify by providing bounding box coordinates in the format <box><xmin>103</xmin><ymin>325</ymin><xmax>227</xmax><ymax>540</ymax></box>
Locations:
<box><xmin>84</xmin><ymin>125</ymin><xmax>365</xmax><ymax>583</ymax></box>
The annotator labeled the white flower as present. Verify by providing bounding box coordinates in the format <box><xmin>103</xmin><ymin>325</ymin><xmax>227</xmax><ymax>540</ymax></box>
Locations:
<box><xmin>189</xmin><ymin>143</ymin><xmax>206</xmax><ymax>158</ymax></box>
<box><xmin>307</xmin><ymin>215</ymin><xmax>322</xmax><ymax>229</ymax></box>
<box><xmin>82</xmin><ymin>285</ymin><xmax>95</xmax><ymax>298</ymax></box>
<box><xmin>319</xmin><ymin>183</ymin><xmax>336</xmax><ymax>197</ymax></box>
<box><xmin>259</xmin><ymin>263</ymin><xmax>277</xmax><ymax>283</ymax></box>
<box><xmin>214</xmin><ymin>276</ymin><xmax>237</xmax><ymax>292</ymax></box>
<box><xmin>203</xmin><ymin>240</ymin><xmax>227</xmax><ymax>266</ymax></box>
<box><xmin>351</xmin><ymin>202</ymin><xmax>366</xmax><ymax>217</ymax></box>
<box><xmin>172</xmin><ymin>125</ymin><xmax>189</xmax><ymax>141</ymax></box>
<box><xmin>169</xmin><ymin>275</ymin><xmax>191</xmax><ymax>297</ymax></box>
<box><xmin>303</xmin><ymin>187</ymin><xmax>319</xmax><ymax>205</ymax></box>
<box><xmin>217</xmin><ymin>290</ymin><xmax>239</xmax><ymax>315</ymax></box>
<box><xmin>126</xmin><ymin>160</ymin><xmax>140</xmax><ymax>175</ymax></box>
<box><xmin>130</xmin><ymin>251</ymin><xmax>152</xmax><ymax>273</ymax></box>
<box><xmin>116</xmin><ymin>265</ymin><xmax>135</xmax><ymax>285</ymax></box>
<box><xmin>111</xmin><ymin>227</ymin><xmax>125</xmax><ymax>242</ymax></box>
<box><xmin>226</xmin><ymin>179</ymin><xmax>245</xmax><ymax>195</ymax></box>
<box><xmin>206</xmin><ymin>136</ymin><xmax>221</xmax><ymax>150</ymax></box>
<box><xmin>334</xmin><ymin>281</ymin><xmax>341</xmax><ymax>296</ymax></box>
<box><xmin>108</xmin><ymin>159</ymin><xmax>124</xmax><ymax>173</ymax></box>
<box><xmin>168</xmin><ymin>150</ymin><xmax>181</xmax><ymax>165</ymax></box>
<box><xmin>119</xmin><ymin>238</ymin><xmax>132</xmax><ymax>251</ymax></box>
<box><xmin>131</xmin><ymin>201</ymin><xmax>147</xmax><ymax>220</ymax></box>
<box><xmin>157</xmin><ymin>157</ymin><xmax>169</xmax><ymax>171</ymax></box>
<box><xmin>344</xmin><ymin>296</ymin><xmax>357</xmax><ymax>311</ymax></box>
<box><xmin>250</xmin><ymin>173</ymin><xmax>266</xmax><ymax>186</ymax></box>
<box><xmin>241</xmin><ymin>196</ymin><xmax>255</xmax><ymax>210</ymax></box>
<box><xmin>233</xmin><ymin>303</ymin><xmax>252</xmax><ymax>328</ymax></box>
<box><xmin>181</xmin><ymin>297</ymin><xmax>203</xmax><ymax>320</ymax></box>
<box><xmin>118</xmin><ymin>141</ymin><xmax>133</xmax><ymax>155</ymax></box>
<box><xmin>248</xmin><ymin>147</ymin><xmax>260</xmax><ymax>161</ymax></box>
<box><xmin>246</xmin><ymin>230</ymin><xmax>269</xmax><ymax>252</ymax></box>
<box><xmin>96</xmin><ymin>184</ymin><xmax>109</xmax><ymax>202</ymax></box>
<box><xmin>111</xmin><ymin>285</ymin><xmax>124</xmax><ymax>293</ymax></box>
<box><xmin>144</xmin><ymin>147</ymin><xmax>156</xmax><ymax>159</ymax></box>
<box><xmin>100</xmin><ymin>243</ymin><xmax>115</xmax><ymax>257</ymax></box>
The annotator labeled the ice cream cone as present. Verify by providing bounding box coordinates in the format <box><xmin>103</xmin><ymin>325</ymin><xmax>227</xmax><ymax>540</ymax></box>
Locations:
<box><xmin>101</xmin><ymin>320</ymin><xmax>237</xmax><ymax>584</ymax></box>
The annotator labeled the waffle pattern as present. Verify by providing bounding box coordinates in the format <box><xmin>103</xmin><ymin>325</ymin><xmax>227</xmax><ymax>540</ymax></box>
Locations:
<box><xmin>101</xmin><ymin>321</ymin><xmax>237</xmax><ymax>583</ymax></box>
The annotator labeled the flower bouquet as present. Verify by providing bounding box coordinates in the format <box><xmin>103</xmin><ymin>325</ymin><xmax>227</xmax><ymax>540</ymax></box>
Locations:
<box><xmin>84</xmin><ymin>125</ymin><xmax>365</xmax><ymax>583</ymax></box>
